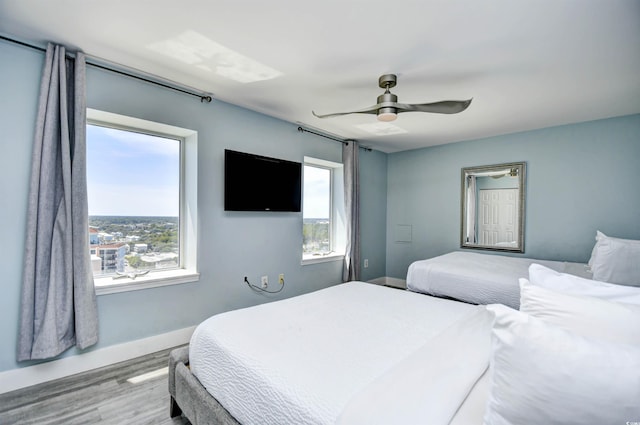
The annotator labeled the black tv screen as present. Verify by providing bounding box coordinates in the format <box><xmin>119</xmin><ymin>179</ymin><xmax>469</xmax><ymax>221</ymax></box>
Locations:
<box><xmin>224</xmin><ymin>149</ymin><xmax>302</xmax><ymax>212</ymax></box>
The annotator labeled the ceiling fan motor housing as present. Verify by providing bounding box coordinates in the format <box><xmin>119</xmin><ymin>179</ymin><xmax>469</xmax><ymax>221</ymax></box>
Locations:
<box><xmin>377</xmin><ymin>91</ymin><xmax>398</xmax><ymax>118</ymax></box>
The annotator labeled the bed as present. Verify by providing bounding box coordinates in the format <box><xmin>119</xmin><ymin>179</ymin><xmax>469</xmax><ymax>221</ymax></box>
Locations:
<box><xmin>169</xmin><ymin>281</ymin><xmax>494</xmax><ymax>425</ymax></box>
<box><xmin>169</xmin><ymin>238</ymin><xmax>640</xmax><ymax>424</ymax></box>
<box><xmin>406</xmin><ymin>251</ymin><xmax>592</xmax><ymax>309</ymax></box>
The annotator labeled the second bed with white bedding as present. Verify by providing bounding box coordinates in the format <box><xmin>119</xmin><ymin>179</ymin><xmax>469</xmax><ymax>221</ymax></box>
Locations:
<box><xmin>406</xmin><ymin>251</ymin><xmax>591</xmax><ymax>309</ymax></box>
<box><xmin>189</xmin><ymin>281</ymin><xmax>491</xmax><ymax>425</ymax></box>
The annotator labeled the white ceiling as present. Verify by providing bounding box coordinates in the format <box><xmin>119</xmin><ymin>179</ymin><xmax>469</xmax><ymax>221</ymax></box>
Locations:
<box><xmin>1</xmin><ymin>0</ymin><xmax>639</xmax><ymax>153</ymax></box>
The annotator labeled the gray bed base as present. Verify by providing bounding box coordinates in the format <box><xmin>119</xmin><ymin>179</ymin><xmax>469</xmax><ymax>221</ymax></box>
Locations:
<box><xmin>168</xmin><ymin>345</ymin><xmax>240</xmax><ymax>425</ymax></box>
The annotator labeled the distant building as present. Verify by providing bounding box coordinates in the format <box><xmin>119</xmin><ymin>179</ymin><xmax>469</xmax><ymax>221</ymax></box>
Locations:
<box><xmin>90</xmin><ymin>242</ymin><xmax>128</xmax><ymax>273</ymax></box>
<box><xmin>90</xmin><ymin>254</ymin><xmax>102</xmax><ymax>274</ymax></box>
<box><xmin>98</xmin><ymin>232</ymin><xmax>114</xmax><ymax>243</ymax></box>
<box><xmin>126</xmin><ymin>235</ymin><xmax>140</xmax><ymax>242</ymax></box>
<box><xmin>134</xmin><ymin>243</ymin><xmax>148</xmax><ymax>253</ymax></box>
<box><xmin>89</xmin><ymin>227</ymin><xmax>100</xmax><ymax>245</ymax></box>
<box><xmin>140</xmin><ymin>252</ymin><xmax>179</xmax><ymax>269</ymax></box>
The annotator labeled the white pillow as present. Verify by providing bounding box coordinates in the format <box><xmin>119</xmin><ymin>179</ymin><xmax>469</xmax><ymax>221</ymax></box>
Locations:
<box><xmin>588</xmin><ymin>230</ymin><xmax>640</xmax><ymax>286</ymax></box>
<box><xmin>519</xmin><ymin>278</ymin><xmax>640</xmax><ymax>344</ymax></box>
<box><xmin>587</xmin><ymin>231</ymin><xmax>601</xmax><ymax>267</ymax></box>
<box><xmin>484</xmin><ymin>304</ymin><xmax>640</xmax><ymax>425</ymax></box>
<box><xmin>528</xmin><ymin>263</ymin><xmax>640</xmax><ymax>305</ymax></box>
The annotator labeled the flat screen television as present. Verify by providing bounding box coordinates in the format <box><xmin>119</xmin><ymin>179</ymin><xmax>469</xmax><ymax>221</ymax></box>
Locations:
<box><xmin>224</xmin><ymin>149</ymin><xmax>302</xmax><ymax>212</ymax></box>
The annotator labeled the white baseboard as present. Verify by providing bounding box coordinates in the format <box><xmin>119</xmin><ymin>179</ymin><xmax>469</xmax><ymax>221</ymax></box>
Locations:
<box><xmin>0</xmin><ymin>326</ymin><xmax>196</xmax><ymax>394</ymax></box>
<box><xmin>368</xmin><ymin>276</ymin><xmax>407</xmax><ymax>289</ymax></box>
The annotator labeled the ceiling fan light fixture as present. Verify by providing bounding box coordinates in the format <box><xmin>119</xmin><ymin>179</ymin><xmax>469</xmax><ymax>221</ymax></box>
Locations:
<box><xmin>377</xmin><ymin>107</ymin><xmax>397</xmax><ymax>122</ymax></box>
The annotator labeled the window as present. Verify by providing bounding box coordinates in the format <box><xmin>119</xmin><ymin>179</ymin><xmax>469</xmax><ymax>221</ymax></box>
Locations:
<box><xmin>86</xmin><ymin>109</ymin><xmax>198</xmax><ymax>294</ymax></box>
<box><xmin>302</xmin><ymin>157</ymin><xmax>345</xmax><ymax>264</ymax></box>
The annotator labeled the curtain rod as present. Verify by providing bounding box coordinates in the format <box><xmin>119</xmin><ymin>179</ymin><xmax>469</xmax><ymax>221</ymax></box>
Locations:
<box><xmin>297</xmin><ymin>126</ymin><xmax>372</xmax><ymax>151</ymax></box>
<box><xmin>0</xmin><ymin>34</ymin><xmax>212</xmax><ymax>103</ymax></box>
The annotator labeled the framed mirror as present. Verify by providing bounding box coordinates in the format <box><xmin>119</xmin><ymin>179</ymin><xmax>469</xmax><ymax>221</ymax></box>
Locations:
<box><xmin>460</xmin><ymin>162</ymin><xmax>526</xmax><ymax>253</ymax></box>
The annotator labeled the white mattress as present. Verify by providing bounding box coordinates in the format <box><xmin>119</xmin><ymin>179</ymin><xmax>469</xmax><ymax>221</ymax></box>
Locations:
<box><xmin>189</xmin><ymin>281</ymin><xmax>485</xmax><ymax>425</ymax></box>
<box><xmin>406</xmin><ymin>251</ymin><xmax>590</xmax><ymax>309</ymax></box>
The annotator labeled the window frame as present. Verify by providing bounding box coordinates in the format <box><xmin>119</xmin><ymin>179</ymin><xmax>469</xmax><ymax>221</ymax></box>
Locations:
<box><xmin>86</xmin><ymin>109</ymin><xmax>199</xmax><ymax>294</ymax></box>
<box><xmin>301</xmin><ymin>157</ymin><xmax>345</xmax><ymax>265</ymax></box>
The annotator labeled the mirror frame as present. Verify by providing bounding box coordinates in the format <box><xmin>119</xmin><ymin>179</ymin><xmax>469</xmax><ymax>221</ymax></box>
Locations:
<box><xmin>460</xmin><ymin>161</ymin><xmax>526</xmax><ymax>253</ymax></box>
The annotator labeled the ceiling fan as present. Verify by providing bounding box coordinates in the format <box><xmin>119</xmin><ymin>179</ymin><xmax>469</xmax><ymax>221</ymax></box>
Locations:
<box><xmin>312</xmin><ymin>74</ymin><xmax>472</xmax><ymax>122</ymax></box>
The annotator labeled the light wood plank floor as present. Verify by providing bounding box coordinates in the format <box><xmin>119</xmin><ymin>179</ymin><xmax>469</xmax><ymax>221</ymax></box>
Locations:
<box><xmin>0</xmin><ymin>346</ymin><xmax>191</xmax><ymax>425</ymax></box>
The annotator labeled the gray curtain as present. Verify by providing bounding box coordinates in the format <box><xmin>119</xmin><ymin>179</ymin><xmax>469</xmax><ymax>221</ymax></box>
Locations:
<box><xmin>342</xmin><ymin>141</ymin><xmax>360</xmax><ymax>282</ymax></box>
<box><xmin>18</xmin><ymin>44</ymin><xmax>98</xmax><ymax>361</ymax></box>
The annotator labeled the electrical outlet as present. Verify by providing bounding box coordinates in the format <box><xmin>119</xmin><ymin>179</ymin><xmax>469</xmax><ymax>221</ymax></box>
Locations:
<box><xmin>364</xmin><ymin>259</ymin><xmax>369</xmax><ymax>268</ymax></box>
<box><xmin>261</xmin><ymin>275</ymin><xmax>268</xmax><ymax>288</ymax></box>
<box><xmin>278</xmin><ymin>273</ymin><xmax>284</xmax><ymax>284</ymax></box>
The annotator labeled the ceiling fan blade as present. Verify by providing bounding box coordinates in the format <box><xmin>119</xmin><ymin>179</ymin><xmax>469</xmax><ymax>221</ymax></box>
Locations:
<box><xmin>312</xmin><ymin>104</ymin><xmax>380</xmax><ymax>119</ymax></box>
<box><xmin>396</xmin><ymin>99</ymin><xmax>473</xmax><ymax>114</ymax></box>
<box><xmin>312</xmin><ymin>96</ymin><xmax>472</xmax><ymax>119</ymax></box>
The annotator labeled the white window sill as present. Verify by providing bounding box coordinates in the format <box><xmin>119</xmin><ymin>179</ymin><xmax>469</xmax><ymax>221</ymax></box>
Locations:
<box><xmin>301</xmin><ymin>253</ymin><xmax>345</xmax><ymax>266</ymax></box>
<box><xmin>95</xmin><ymin>269</ymin><xmax>200</xmax><ymax>295</ymax></box>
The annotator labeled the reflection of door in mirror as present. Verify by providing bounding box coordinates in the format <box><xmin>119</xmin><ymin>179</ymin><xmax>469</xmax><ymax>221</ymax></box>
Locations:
<box><xmin>478</xmin><ymin>189</ymin><xmax>519</xmax><ymax>246</ymax></box>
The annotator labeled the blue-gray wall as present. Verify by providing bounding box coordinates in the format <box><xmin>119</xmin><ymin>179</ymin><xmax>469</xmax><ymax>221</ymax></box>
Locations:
<box><xmin>0</xmin><ymin>41</ymin><xmax>388</xmax><ymax>373</ymax></box>
<box><xmin>359</xmin><ymin>148</ymin><xmax>388</xmax><ymax>280</ymax></box>
<box><xmin>386</xmin><ymin>114</ymin><xmax>640</xmax><ymax>278</ymax></box>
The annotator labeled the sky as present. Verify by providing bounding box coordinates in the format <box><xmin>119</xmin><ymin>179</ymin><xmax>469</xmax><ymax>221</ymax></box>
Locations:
<box><xmin>303</xmin><ymin>165</ymin><xmax>330</xmax><ymax>219</ymax></box>
<box><xmin>86</xmin><ymin>124</ymin><xmax>180</xmax><ymax>217</ymax></box>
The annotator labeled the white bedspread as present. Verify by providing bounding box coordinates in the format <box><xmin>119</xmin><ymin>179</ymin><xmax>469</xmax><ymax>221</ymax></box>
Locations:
<box><xmin>337</xmin><ymin>307</ymin><xmax>492</xmax><ymax>425</ymax></box>
<box><xmin>189</xmin><ymin>281</ymin><xmax>484</xmax><ymax>425</ymax></box>
<box><xmin>406</xmin><ymin>251</ymin><xmax>590</xmax><ymax>309</ymax></box>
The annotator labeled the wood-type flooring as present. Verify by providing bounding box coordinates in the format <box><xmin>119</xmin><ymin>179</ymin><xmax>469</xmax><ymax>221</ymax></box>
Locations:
<box><xmin>0</xmin><ymin>346</ymin><xmax>190</xmax><ymax>425</ymax></box>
